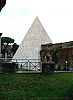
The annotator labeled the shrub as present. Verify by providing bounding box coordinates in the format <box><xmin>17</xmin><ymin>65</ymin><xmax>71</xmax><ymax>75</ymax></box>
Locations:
<box><xmin>49</xmin><ymin>62</ymin><xmax>55</xmax><ymax>71</ymax></box>
<box><xmin>42</xmin><ymin>62</ymin><xmax>55</xmax><ymax>73</ymax></box>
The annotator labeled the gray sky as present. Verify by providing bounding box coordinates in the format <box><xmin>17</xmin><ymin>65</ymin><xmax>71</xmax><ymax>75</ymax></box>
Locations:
<box><xmin>0</xmin><ymin>0</ymin><xmax>73</xmax><ymax>44</ymax></box>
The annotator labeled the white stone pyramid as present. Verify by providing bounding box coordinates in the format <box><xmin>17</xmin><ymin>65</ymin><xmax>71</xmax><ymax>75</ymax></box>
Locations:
<box><xmin>13</xmin><ymin>17</ymin><xmax>52</xmax><ymax>60</ymax></box>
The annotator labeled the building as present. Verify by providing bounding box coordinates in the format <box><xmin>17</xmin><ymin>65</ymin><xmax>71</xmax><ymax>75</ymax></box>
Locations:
<box><xmin>40</xmin><ymin>41</ymin><xmax>73</xmax><ymax>70</ymax></box>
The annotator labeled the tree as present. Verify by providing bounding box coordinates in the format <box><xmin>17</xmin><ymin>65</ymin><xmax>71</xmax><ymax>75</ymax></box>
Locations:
<box><xmin>50</xmin><ymin>48</ymin><xmax>58</xmax><ymax>64</ymax></box>
<box><xmin>0</xmin><ymin>0</ymin><xmax>6</xmax><ymax>12</ymax></box>
<box><xmin>1</xmin><ymin>37</ymin><xmax>14</xmax><ymax>45</ymax></box>
<box><xmin>1</xmin><ymin>37</ymin><xmax>14</xmax><ymax>57</ymax></box>
<box><xmin>11</xmin><ymin>43</ymin><xmax>19</xmax><ymax>55</ymax></box>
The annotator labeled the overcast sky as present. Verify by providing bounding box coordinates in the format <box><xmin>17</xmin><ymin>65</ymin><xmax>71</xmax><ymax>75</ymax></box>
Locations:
<box><xmin>0</xmin><ymin>0</ymin><xmax>73</xmax><ymax>44</ymax></box>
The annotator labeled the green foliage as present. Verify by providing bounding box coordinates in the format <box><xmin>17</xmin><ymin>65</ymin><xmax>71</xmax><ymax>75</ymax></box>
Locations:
<box><xmin>1</xmin><ymin>37</ymin><xmax>14</xmax><ymax>45</ymax></box>
<box><xmin>49</xmin><ymin>62</ymin><xmax>55</xmax><ymax>71</ymax></box>
<box><xmin>11</xmin><ymin>43</ymin><xmax>19</xmax><ymax>55</ymax></box>
<box><xmin>0</xmin><ymin>73</ymin><xmax>73</xmax><ymax>99</ymax></box>
<box><xmin>1</xmin><ymin>37</ymin><xmax>18</xmax><ymax>57</ymax></box>
<box><xmin>17</xmin><ymin>67</ymin><xmax>32</xmax><ymax>71</ymax></box>
<box><xmin>42</xmin><ymin>62</ymin><xmax>55</xmax><ymax>73</ymax></box>
<box><xmin>1</xmin><ymin>37</ymin><xmax>14</xmax><ymax>55</ymax></box>
<box><xmin>0</xmin><ymin>0</ymin><xmax>6</xmax><ymax>12</ymax></box>
<box><xmin>50</xmin><ymin>48</ymin><xmax>58</xmax><ymax>64</ymax></box>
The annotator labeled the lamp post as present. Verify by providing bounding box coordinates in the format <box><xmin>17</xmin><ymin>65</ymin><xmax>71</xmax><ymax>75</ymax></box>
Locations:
<box><xmin>0</xmin><ymin>33</ymin><xmax>2</xmax><ymax>58</ymax></box>
<box><xmin>65</xmin><ymin>60</ymin><xmax>68</xmax><ymax>71</ymax></box>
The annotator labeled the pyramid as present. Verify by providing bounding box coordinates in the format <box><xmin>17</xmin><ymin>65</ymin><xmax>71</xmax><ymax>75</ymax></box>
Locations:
<box><xmin>13</xmin><ymin>17</ymin><xmax>52</xmax><ymax>61</ymax></box>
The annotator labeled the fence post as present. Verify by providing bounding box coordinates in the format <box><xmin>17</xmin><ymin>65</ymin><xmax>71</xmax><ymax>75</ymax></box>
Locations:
<box><xmin>16</xmin><ymin>59</ymin><xmax>17</xmax><ymax>63</ymax></box>
<box><xmin>28</xmin><ymin>60</ymin><xmax>30</xmax><ymax>72</ymax></box>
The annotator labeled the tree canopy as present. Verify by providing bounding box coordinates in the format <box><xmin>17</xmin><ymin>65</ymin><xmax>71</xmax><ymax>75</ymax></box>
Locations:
<box><xmin>0</xmin><ymin>0</ymin><xmax>6</xmax><ymax>12</ymax></box>
<box><xmin>50</xmin><ymin>48</ymin><xmax>58</xmax><ymax>64</ymax></box>
<box><xmin>1</xmin><ymin>37</ymin><xmax>14</xmax><ymax>45</ymax></box>
<box><xmin>11</xmin><ymin>43</ymin><xmax>19</xmax><ymax>55</ymax></box>
<box><xmin>1</xmin><ymin>37</ymin><xmax>19</xmax><ymax>57</ymax></box>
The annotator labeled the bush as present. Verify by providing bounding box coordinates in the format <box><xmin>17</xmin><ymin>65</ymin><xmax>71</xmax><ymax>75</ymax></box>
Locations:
<box><xmin>42</xmin><ymin>62</ymin><xmax>55</xmax><ymax>73</ymax></box>
<box><xmin>49</xmin><ymin>62</ymin><xmax>55</xmax><ymax>71</ymax></box>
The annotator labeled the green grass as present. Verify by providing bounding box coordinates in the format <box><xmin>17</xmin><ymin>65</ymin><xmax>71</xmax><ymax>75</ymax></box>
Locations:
<box><xmin>0</xmin><ymin>73</ymin><xmax>73</xmax><ymax>100</ymax></box>
<box><xmin>16</xmin><ymin>67</ymin><xmax>33</xmax><ymax>71</ymax></box>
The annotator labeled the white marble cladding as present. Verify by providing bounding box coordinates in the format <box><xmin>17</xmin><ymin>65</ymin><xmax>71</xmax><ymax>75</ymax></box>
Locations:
<box><xmin>13</xmin><ymin>17</ymin><xmax>52</xmax><ymax>61</ymax></box>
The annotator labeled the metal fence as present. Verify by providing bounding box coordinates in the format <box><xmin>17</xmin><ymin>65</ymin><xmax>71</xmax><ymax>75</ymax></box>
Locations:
<box><xmin>1</xmin><ymin>58</ymin><xmax>73</xmax><ymax>73</ymax></box>
<box><xmin>0</xmin><ymin>58</ymin><xmax>42</xmax><ymax>73</ymax></box>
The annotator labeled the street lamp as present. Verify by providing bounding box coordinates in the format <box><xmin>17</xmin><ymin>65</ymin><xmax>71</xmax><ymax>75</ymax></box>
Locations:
<box><xmin>65</xmin><ymin>60</ymin><xmax>68</xmax><ymax>71</ymax></box>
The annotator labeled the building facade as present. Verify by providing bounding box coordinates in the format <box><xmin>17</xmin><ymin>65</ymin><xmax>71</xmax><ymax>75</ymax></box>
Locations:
<box><xmin>40</xmin><ymin>41</ymin><xmax>73</xmax><ymax>70</ymax></box>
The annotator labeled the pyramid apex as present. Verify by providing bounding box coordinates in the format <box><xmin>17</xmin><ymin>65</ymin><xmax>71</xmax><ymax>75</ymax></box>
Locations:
<box><xmin>34</xmin><ymin>16</ymin><xmax>40</xmax><ymax>21</ymax></box>
<box><xmin>35</xmin><ymin>16</ymin><xmax>39</xmax><ymax>19</ymax></box>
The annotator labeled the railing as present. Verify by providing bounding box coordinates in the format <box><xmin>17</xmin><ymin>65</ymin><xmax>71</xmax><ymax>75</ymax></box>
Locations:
<box><xmin>0</xmin><ymin>58</ymin><xmax>42</xmax><ymax>73</ymax></box>
<box><xmin>1</xmin><ymin>58</ymin><xmax>73</xmax><ymax>73</ymax></box>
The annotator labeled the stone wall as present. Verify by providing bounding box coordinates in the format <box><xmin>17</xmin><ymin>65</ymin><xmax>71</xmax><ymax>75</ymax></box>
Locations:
<box><xmin>40</xmin><ymin>41</ymin><xmax>73</xmax><ymax>69</ymax></box>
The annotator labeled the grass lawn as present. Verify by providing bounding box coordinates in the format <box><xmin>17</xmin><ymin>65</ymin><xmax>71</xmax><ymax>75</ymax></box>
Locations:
<box><xmin>0</xmin><ymin>72</ymin><xmax>73</xmax><ymax>100</ymax></box>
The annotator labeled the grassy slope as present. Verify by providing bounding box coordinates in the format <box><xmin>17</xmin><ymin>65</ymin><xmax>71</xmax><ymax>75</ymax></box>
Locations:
<box><xmin>0</xmin><ymin>73</ymin><xmax>73</xmax><ymax>100</ymax></box>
